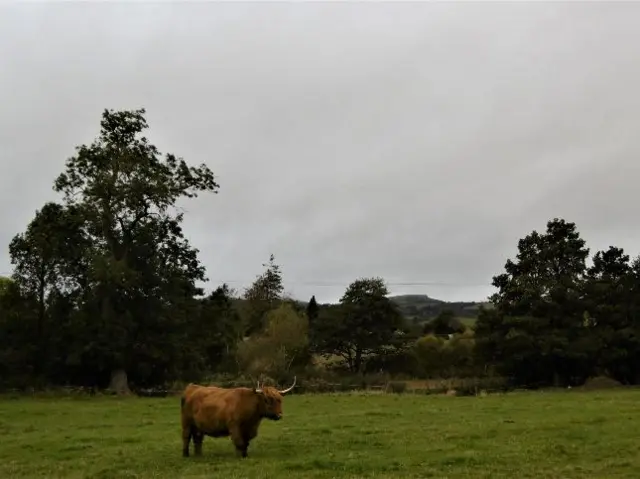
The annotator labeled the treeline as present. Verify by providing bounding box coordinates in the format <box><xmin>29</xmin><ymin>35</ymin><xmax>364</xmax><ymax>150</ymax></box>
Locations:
<box><xmin>476</xmin><ymin>218</ymin><xmax>640</xmax><ymax>387</ymax></box>
<box><xmin>1</xmin><ymin>108</ymin><xmax>638</xmax><ymax>393</ymax></box>
<box><xmin>0</xmin><ymin>109</ymin><xmax>411</xmax><ymax>392</ymax></box>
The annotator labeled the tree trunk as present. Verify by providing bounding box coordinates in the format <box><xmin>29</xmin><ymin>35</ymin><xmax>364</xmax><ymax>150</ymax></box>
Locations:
<box><xmin>344</xmin><ymin>349</ymin><xmax>355</xmax><ymax>373</ymax></box>
<box><xmin>108</xmin><ymin>369</ymin><xmax>131</xmax><ymax>395</ymax></box>
<box><xmin>36</xmin><ymin>269</ymin><xmax>47</xmax><ymax>377</ymax></box>
<box><xmin>354</xmin><ymin>348</ymin><xmax>363</xmax><ymax>374</ymax></box>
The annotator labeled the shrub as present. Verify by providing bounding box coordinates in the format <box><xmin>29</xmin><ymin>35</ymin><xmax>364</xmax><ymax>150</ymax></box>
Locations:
<box><xmin>581</xmin><ymin>375</ymin><xmax>623</xmax><ymax>390</ymax></box>
<box><xmin>236</xmin><ymin>303</ymin><xmax>309</xmax><ymax>378</ymax></box>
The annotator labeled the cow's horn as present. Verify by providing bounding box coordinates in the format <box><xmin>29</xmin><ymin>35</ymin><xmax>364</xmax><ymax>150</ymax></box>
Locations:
<box><xmin>278</xmin><ymin>376</ymin><xmax>297</xmax><ymax>395</ymax></box>
<box><xmin>254</xmin><ymin>380</ymin><xmax>263</xmax><ymax>394</ymax></box>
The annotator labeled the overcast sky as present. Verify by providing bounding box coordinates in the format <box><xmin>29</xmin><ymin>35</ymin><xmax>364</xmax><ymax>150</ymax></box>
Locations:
<box><xmin>1</xmin><ymin>2</ymin><xmax>640</xmax><ymax>304</ymax></box>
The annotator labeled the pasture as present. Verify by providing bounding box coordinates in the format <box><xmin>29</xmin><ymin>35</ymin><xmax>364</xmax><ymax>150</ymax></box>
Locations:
<box><xmin>1</xmin><ymin>388</ymin><xmax>639</xmax><ymax>478</ymax></box>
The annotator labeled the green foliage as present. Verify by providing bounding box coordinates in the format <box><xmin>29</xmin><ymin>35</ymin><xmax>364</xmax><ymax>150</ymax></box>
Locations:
<box><xmin>476</xmin><ymin>219</ymin><xmax>592</xmax><ymax>386</ymax></box>
<box><xmin>241</xmin><ymin>254</ymin><xmax>285</xmax><ymax>335</ymax></box>
<box><xmin>0</xmin><ymin>277</ymin><xmax>29</xmax><ymax>388</ymax></box>
<box><xmin>443</xmin><ymin>330</ymin><xmax>476</xmax><ymax>375</ymax></box>
<box><xmin>413</xmin><ymin>334</ymin><xmax>445</xmax><ymax>376</ymax></box>
<box><xmin>5</xmin><ymin>203</ymin><xmax>89</xmax><ymax>380</ymax></box>
<box><xmin>582</xmin><ymin>247</ymin><xmax>640</xmax><ymax>384</ymax></box>
<box><xmin>312</xmin><ymin>277</ymin><xmax>405</xmax><ymax>373</ymax></box>
<box><xmin>6</xmin><ymin>108</ymin><xmax>640</xmax><ymax>394</ymax></box>
<box><xmin>476</xmin><ymin>218</ymin><xmax>640</xmax><ymax>388</ymax></box>
<box><xmin>422</xmin><ymin>309</ymin><xmax>466</xmax><ymax>335</ymax></box>
<box><xmin>409</xmin><ymin>330</ymin><xmax>474</xmax><ymax>379</ymax></box>
<box><xmin>236</xmin><ymin>302</ymin><xmax>309</xmax><ymax>380</ymax></box>
<box><xmin>490</xmin><ymin>218</ymin><xmax>589</xmax><ymax>317</ymax></box>
<box><xmin>183</xmin><ymin>284</ymin><xmax>243</xmax><ymax>378</ymax></box>
<box><xmin>3</xmin><ymin>108</ymin><xmax>220</xmax><ymax>389</ymax></box>
<box><xmin>55</xmin><ymin>109</ymin><xmax>217</xmax><ymax>387</ymax></box>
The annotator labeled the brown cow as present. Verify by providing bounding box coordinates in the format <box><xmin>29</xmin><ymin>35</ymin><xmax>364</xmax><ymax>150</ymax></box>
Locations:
<box><xmin>180</xmin><ymin>376</ymin><xmax>296</xmax><ymax>458</ymax></box>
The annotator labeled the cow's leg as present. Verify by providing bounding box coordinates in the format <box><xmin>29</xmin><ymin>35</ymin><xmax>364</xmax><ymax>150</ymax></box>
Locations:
<box><xmin>192</xmin><ymin>428</ymin><xmax>204</xmax><ymax>457</ymax></box>
<box><xmin>243</xmin><ymin>437</ymin><xmax>251</xmax><ymax>458</ymax></box>
<box><xmin>230</xmin><ymin>426</ymin><xmax>248</xmax><ymax>458</ymax></box>
<box><xmin>181</xmin><ymin>420</ymin><xmax>192</xmax><ymax>457</ymax></box>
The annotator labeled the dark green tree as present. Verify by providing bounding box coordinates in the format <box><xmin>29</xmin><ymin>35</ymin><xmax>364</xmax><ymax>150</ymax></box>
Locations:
<box><xmin>192</xmin><ymin>283</ymin><xmax>243</xmax><ymax>375</ymax></box>
<box><xmin>306</xmin><ymin>294</ymin><xmax>319</xmax><ymax>336</ymax></box>
<box><xmin>0</xmin><ymin>276</ymin><xmax>25</xmax><ymax>387</ymax></box>
<box><xmin>476</xmin><ymin>218</ymin><xmax>591</xmax><ymax>386</ymax></box>
<box><xmin>306</xmin><ymin>295</ymin><xmax>319</xmax><ymax>322</ymax></box>
<box><xmin>314</xmin><ymin>277</ymin><xmax>404</xmax><ymax>373</ymax></box>
<box><xmin>49</xmin><ymin>108</ymin><xmax>219</xmax><ymax>391</ymax></box>
<box><xmin>8</xmin><ymin>202</ymin><xmax>89</xmax><ymax>378</ymax></box>
<box><xmin>490</xmin><ymin>218</ymin><xmax>589</xmax><ymax>317</ymax></box>
<box><xmin>583</xmin><ymin>246</ymin><xmax>640</xmax><ymax>383</ymax></box>
<box><xmin>423</xmin><ymin>309</ymin><xmax>465</xmax><ymax>336</ymax></box>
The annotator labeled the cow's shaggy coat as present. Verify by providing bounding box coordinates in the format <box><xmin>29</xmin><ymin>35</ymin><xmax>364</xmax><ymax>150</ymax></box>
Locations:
<box><xmin>180</xmin><ymin>378</ymin><xmax>296</xmax><ymax>458</ymax></box>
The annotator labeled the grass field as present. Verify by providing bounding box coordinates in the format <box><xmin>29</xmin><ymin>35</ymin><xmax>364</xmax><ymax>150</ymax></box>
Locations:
<box><xmin>1</xmin><ymin>388</ymin><xmax>640</xmax><ymax>478</ymax></box>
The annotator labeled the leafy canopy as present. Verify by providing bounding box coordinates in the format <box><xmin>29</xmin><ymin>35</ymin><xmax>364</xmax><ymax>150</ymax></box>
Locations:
<box><xmin>312</xmin><ymin>277</ymin><xmax>404</xmax><ymax>373</ymax></box>
<box><xmin>6</xmin><ymin>108</ymin><xmax>220</xmax><ymax>388</ymax></box>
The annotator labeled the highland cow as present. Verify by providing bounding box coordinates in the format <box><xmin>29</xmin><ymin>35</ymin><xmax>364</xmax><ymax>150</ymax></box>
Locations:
<box><xmin>180</xmin><ymin>377</ymin><xmax>296</xmax><ymax>458</ymax></box>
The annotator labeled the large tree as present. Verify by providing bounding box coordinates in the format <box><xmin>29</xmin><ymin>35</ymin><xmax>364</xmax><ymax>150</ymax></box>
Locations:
<box><xmin>582</xmin><ymin>246</ymin><xmax>640</xmax><ymax>383</ymax></box>
<box><xmin>0</xmin><ymin>276</ymin><xmax>24</xmax><ymax>387</ymax></box>
<box><xmin>313</xmin><ymin>277</ymin><xmax>404</xmax><ymax>373</ymax></box>
<box><xmin>40</xmin><ymin>108</ymin><xmax>219</xmax><ymax>391</ymax></box>
<box><xmin>490</xmin><ymin>218</ymin><xmax>589</xmax><ymax>317</ymax></box>
<box><xmin>476</xmin><ymin>218</ymin><xmax>592</xmax><ymax>386</ymax></box>
<box><xmin>190</xmin><ymin>283</ymin><xmax>243</xmax><ymax>376</ymax></box>
<box><xmin>8</xmin><ymin>202</ymin><xmax>89</xmax><ymax>378</ymax></box>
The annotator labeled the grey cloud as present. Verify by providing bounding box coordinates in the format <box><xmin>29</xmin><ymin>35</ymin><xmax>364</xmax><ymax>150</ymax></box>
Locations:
<box><xmin>2</xmin><ymin>2</ymin><xmax>640</xmax><ymax>304</ymax></box>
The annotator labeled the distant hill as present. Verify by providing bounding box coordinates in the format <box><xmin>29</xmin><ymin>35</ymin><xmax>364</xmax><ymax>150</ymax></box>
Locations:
<box><xmin>389</xmin><ymin>294</ymin><xmax>491</xmax><ymax>323</ymax></box>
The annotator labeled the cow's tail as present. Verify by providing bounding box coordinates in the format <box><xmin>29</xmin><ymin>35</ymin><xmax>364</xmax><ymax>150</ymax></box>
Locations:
<box><xmin>180</xmin><ymin>395</ymin><xmax>185</xmax><ymax>410</ymax></box>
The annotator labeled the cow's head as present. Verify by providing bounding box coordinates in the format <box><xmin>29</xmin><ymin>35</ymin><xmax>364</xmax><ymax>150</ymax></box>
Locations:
<box><xmin>253</xmin><ymin>376</ymin><xmax>296</xmax><ymax>421</ymax></box>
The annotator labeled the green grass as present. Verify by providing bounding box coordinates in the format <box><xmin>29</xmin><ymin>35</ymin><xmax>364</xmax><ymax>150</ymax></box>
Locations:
<box><xmin>1</xmin><ymin>389</ymin><xmax>640</xmax><ymax>478</ymax></box>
